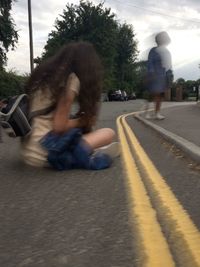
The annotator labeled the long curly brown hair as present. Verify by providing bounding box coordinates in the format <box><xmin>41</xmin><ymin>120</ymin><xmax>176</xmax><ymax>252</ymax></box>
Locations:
<box><xmin>25</xmin><ymin>41</ymin><xmax>103</xmax><ymax>122</ymax></box>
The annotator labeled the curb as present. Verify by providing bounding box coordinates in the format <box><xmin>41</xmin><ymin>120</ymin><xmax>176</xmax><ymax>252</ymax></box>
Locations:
<box><xmin>134</xmin><ymin>114</ymin><xmax>200</xmax><ymax>164</ymax></box>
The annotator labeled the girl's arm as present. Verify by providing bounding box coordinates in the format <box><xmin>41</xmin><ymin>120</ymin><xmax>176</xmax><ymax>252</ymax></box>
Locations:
<box><xmin>52</xmin><ymin>89</ymin><xmax>84</xmax><ymax>134</ymax></box>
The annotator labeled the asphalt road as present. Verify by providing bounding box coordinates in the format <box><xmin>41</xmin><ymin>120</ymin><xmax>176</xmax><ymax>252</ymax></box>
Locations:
<box><xmin>127</xmin><ymin>115</ymin><xmax>200</xmax><ymax>226</ymax></box>
<box><xmin>0</xmin><ymin>99</ymin><xmax>200</xmax><ymax>267</ymax></box>
<box><xmin>0</xmin><ymin>100</ymin><xmax>143</xmax><ymax>267</ymax></box>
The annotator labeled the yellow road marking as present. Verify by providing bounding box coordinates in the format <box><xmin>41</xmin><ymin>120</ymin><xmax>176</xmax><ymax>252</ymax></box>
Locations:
<box><xmin>120</xmin><ymin>112</ymin><xmax>200</xmax><ymax>267</ymax></box>
<box><xmin>117</xmin><ymin>115</ymin><xmax>175</xmax><ymax>267</ymax></box>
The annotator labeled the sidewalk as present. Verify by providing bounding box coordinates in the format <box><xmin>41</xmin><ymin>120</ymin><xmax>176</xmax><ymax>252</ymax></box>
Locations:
<box><xmin>135</xmin><ymin>102</ymin><xmax>200</xmax><ymax>164</ymax></box>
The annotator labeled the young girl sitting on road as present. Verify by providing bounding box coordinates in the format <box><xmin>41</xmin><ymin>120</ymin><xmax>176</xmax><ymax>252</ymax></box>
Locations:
<box><xmin>21</xmin><ymin>41</ymin><xmax>119</xmax><ymax>170</ymax></box>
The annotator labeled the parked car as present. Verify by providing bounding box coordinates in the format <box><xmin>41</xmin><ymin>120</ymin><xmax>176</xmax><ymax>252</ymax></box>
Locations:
<box><xmin>109</xmin><ymin>90</ymin><xmax>122</xmax><ymax>101</ymax></box>
<box><xmin>108</xmin><ymin>90</ymin><xmax>128</xmax><ymax>101</ymax></box>
<box><xmin>128</xmin><ymin>92</ymin><xmax>137</xmax><ymax>100</ymax></box>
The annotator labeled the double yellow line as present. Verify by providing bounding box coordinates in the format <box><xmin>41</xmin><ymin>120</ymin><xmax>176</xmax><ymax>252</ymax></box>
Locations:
<box><xmin>117</xmin><ymin>112</ymin><xmax>200</xmax><ymax>267</ymax></box>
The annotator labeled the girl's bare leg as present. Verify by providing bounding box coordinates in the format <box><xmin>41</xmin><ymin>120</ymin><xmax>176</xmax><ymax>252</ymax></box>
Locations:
<box><xmin>82</xmin><ymin>128</ymin><xmax>115</xmax><ymax>150</ymax></box>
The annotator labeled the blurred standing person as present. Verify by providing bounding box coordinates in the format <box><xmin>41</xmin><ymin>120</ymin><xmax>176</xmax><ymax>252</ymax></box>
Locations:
<box><xmin>145</xmin><ymin>31</ymin><xmax>173</xmax><ymax>119</ymax></box>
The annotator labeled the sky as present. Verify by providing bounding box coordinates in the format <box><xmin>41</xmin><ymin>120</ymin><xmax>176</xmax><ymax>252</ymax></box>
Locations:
<box><xmin>6</xmin><ymin>0</ymin><xmax>200</xmax><ymax>80</ymax></box>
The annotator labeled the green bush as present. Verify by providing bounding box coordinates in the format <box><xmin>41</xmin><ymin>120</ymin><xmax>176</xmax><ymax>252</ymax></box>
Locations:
<box><xmin>0</xmin><ymin>70</ymin><xmax>28</xmax><ymax>98</ymax></box>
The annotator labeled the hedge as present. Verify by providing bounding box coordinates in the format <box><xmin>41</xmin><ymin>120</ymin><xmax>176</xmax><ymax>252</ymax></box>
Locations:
<box><xmin>0</xmin><ymin>70</ymin><xmax>28</xmax><ymax>99</ymax></box>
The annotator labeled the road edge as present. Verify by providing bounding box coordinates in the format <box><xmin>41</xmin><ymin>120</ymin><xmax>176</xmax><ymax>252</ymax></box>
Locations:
<box><xmin>134</xmin><ymin>114</ymin><xmax>200</xmax><ymax>164</ymax></box>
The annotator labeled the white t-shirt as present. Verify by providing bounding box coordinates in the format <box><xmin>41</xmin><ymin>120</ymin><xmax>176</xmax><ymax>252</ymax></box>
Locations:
<box><xmin>21</xmin><ymin>73</ymin><xmax>80</xmax><ymax>167</ymax></box>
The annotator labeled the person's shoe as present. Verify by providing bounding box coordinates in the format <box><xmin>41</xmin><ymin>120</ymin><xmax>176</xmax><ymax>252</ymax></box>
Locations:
<box><xmin>155</xmin><ymin>112</ymin><xmax>165</xmax><ymax>120</ymax></box>
<box><xmin>94</xmin><ymin>142</ymin><xmax>120</xmax><ymax>159</ymax></box>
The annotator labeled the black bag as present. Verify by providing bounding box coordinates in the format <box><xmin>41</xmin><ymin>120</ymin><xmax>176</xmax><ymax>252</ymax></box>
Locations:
<box><xmin>0</xmin><ymin>94</ymin><xmax>55</xmax><ymax>138</ymax></box>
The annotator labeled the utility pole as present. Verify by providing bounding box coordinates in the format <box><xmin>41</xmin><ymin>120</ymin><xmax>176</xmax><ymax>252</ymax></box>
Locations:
<box><xmin>27</xmin><ymin>0</ymin><xmax>34</xmax><ymax>73</ymax></box>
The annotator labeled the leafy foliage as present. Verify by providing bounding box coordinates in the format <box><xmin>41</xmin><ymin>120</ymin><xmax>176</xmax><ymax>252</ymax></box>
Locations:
<box><xmin>170</xmin><ymin>78</ymin><xmax>200</xmax><ymax>100</ymax></box>
<box><xmin>115</xmin><ymin>23</ymin><xmax>138</xmax><ymax>91</ymax></box>
<box><xmin>0</xmin><ymin>70</ymin><xmax>27</xmax><ymax>98</ymax></box>
<box><xmin>36</xmin><ymin>1</ymin><xmax>138</xmax><ymax>92</ymax></box>
<box><xmin>0</xmin><ymin>0</ymin><xmax>18</xmax><ymax>69</ymax></box>
<box><xmin>130</xmin><ymin>60</ymin><xmax>148</xmax><ymax>98</ymax></box>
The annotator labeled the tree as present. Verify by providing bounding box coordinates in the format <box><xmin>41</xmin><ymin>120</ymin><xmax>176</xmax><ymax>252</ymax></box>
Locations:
<box><xmin>176</xmin><ymin>78</ymin><xmax>185</xmax><ymax>85</ymax></box>
<box><xmin>0</xmin><ymin>0</ymin><xmax>18</xmax><ymax>69</ymax></box>
<box><xmin>0</xmin><ymin>70</ymin><xmax>27</xmax><ymax>98</ymax></box>
<box><xmin>36</xmin><ymin>1</ymin><xmax>138</xmax><ymax>91</ymax></box>
<box><xmin>115</xmin><ymin>23</ymin><xmax>138</xmax><ymax>91</ymax></box>
<box><xmin>132</xmin><ymin>60</ymin><xmax>148</xmax><ymax>97</ymax></box>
